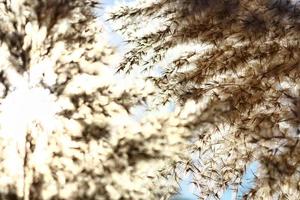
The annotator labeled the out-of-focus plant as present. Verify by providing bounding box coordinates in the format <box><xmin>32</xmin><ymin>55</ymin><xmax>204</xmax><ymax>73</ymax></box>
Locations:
<box><xmin>110</xmin><ymin>0</ymin><xmax>300</xmax><ymax>199</ymax></box>
<box><xmin>0</xmin><ymin>0</ymin><xmax>193</xmax><ymax>199</ymax></box>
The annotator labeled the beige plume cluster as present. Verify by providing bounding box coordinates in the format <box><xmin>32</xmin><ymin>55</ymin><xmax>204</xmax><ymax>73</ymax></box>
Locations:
<box><xmin>0</xmin><ymin>0</ymin><xmax>193</xmax><ymax>199</ymax></box>
<box><xmin>110</xmin><ymin>0</ymin><xmax>300</xmax><ymax>199</ymax></box>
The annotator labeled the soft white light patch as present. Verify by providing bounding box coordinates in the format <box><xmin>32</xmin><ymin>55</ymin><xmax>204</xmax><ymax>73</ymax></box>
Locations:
<box><xmin>0</xmin><ymin>87</ymin><xmax>59</xmax><ymax>139</ymax></box>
